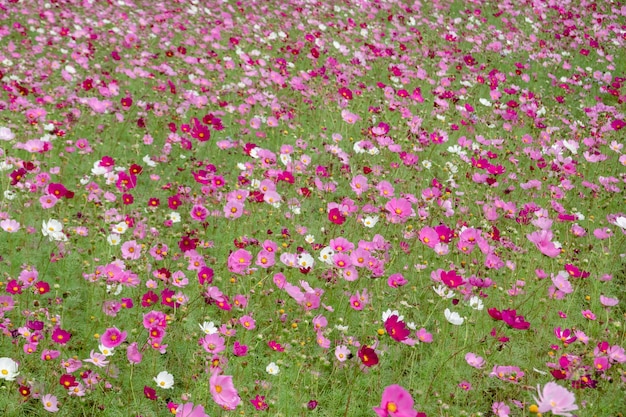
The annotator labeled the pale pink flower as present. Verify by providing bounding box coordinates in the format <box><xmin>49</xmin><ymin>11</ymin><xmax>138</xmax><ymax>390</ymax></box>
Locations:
<box><xmin>41</xmin><ymin>394</ymin><xmax>59</xmax><ymax>412</ymax></box>
<box><xmin>534</xmin><ymin>382</ymin><xmax>578</xmax><ymax>417</ymax></box>
<box><xmin>465</xmin><ymin>352</ymin><xmax>485</xmax><ymax>369</ymax></box>
<box><xmin>600</xmin><ymin>295</ymin><xmax>619</xmax><ymax>306</ymax></box>
<box><xmin>121</xmin><ymin>240</ymin><xmax>141</xmax><ymax>260</ymax></box>
<box><xmin>0</xmin><ymin>219</ymin><xmax>20</xmax><ymax>233</ymax></box>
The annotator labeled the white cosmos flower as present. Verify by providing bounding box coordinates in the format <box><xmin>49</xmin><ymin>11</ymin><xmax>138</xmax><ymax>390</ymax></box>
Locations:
<box><xmin>154</xmin><ymin>371</ymin><xmax>174</xmax><ymax>389</ymax></box>
<box><xmin>614</xmin><ymin>216</ymin><xmax>626</xmax><ymax>230</ymax></box>
<box><xmin>199</xmin><ymin>321</ymin><xmax>218</xmax><ymax>335</ymax></box>
<box><xmin>444</xmin><ymin>308</ymin><xmax>464</xmax><ymax>325</ymax></box>
<box><xmin>297</xmin><ymin>253</ymin><xmax>314</xmax><ymax>269</ymax></box>
<box><xmin>98</xmin><ymin>344</ymin><xmax>115</xmax><ymax>357</ymax></box>
<box><xmin>382</xmin><ymin>309</ymin><xmax>404</xmax><ymax>322</ymax></box>
<box><xmin>112</xmin><ymin>221</ymin><xmax>128</xmax><ymax>234</ymax></box>
<box><xmin>318</xmin><ymin>246</ymin><xmax>335</xmax><ymax>264</ymax></box>
<box><xmin>279</xmin><ymin>154</ymin><xmax>291</xmax><ymax>165</ymax></box>
<box><xmin>142</xmin><ymin>154</ymin><xmax>156</xmax><ymax>167</ymax></box>
<box><xmin>362</xmin><ymin>215</ymin><xmax>379</xmax><ymax>228</ymax></box>
<box><xmin>107</xmin><ymin>234</ymin><xmax>121</xmax><ymax>246</ymax></box>
<box><xmin>468</xmin><ymin>296</ymin><xmax>484</xmax><ymax>310</ymax></box>
<box><xmin>42</xmin><ymin>219</ymin><xmax>67</xmax><ymax>241</ymax></box>
<box><xmin>479</xmin><ymin>98</ymin><xmax>492</xmax><ymax>107</ymax></box>
<box><xmin>0</xmin><ymin>357</ymin><xmax>19</xmax><ymax>381</ymax></box>
<box><xmin>433</xmin><ymin>285</ymin><xmax>455</xmax><ymax>299</ymax></box>
<box><xmin>266</xmin><ymin>362</ymin><xmax>280</xmax><ymax>375</ymax></box>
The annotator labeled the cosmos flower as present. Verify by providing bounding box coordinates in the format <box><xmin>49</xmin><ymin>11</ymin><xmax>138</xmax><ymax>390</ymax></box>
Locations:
<box><xmin>0</xmin><ymin>357</ymin><xmax>19</xmax><ymax>381</ymax></box>
<box><xmin>154</xmin><ymin>371</ymin><xmax>174</xmax><ymax>389</ymax></box>
<box><xmin>534</xmin><ymin>382</ymin><xmax>578</xmax><ymax>417</ymax></box>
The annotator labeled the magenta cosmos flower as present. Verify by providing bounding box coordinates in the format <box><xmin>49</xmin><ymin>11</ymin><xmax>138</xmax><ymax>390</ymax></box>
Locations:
<box><xmin>101</xmin><ymin>327</ymin><xmax>127</xmax><ymax>348</ymax></box>
<box><xmin>373</xmin><ymin>384</ymin><xmax>418</xmax><ymax>417</ymax></box>
<box><xmin>534</xmin><ymin>382</ymin><xmax>578</xmax><ymax>416</ymax></box>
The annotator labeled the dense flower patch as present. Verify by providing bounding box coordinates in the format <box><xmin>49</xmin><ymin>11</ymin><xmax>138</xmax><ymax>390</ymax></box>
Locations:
<box><xmin>0</xmin><ymin>0</ymin><xmax>625</xmax><ymax>415</ymax></box>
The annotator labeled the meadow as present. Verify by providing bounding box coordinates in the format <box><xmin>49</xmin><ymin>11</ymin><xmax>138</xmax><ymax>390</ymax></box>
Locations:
<box><xmin>0</xmin><ymin>0</ymin><xmax>625</xmax><ymax>416</ymax></box>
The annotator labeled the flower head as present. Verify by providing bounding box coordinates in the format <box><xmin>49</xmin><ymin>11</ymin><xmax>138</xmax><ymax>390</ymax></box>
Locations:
<box><xmin>266</xmin><ymin>362</ymin><xmax>280</xmax><ymax>375</ymax></box>
<box><xmin>41</xmin><ymin>394</ymin><xmax>59</xmax><ymax>412</ymax></box>
<box><xmin>154</xmin><ymin>371</ymin><xmax>174</xmax><ymax>389</ymax></box>
<box><xmin>533</xmin><ymin>382</ymin><xmax>578</xmax><ymax>416</ymax></box>
<box><xmin>373</xmin><ymin>384</ymin><xmax>417</xmax><ymax>417</ymax></box>
<box><xmin>0</xmin><ymin>357</ymin><xmax>19</xmax><ymax>381</ymax></box>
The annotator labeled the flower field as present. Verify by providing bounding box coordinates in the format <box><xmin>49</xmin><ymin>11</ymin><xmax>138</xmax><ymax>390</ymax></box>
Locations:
<box><xmin>0</xmin><ymin>0</ymin><xmax>625</xmax><ymax>416</ymax></box>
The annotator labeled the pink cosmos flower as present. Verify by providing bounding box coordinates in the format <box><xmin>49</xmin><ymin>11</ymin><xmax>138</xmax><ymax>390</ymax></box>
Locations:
<box><xmin>224</xmin><ymin>201</ymin><xmax>245</xmax><ymax>219</ymax></box>
<box><xmin>190</xmin><ymin>205</ymin><xmax>208</xmax><ymax>221</ymax></box>
<box><xmin>335</xmin><ymin>345</ymin><xmax>350</xmax><ymax>362</ymax></box>
<box><xmin>465</xmin><ymin>352</ymin><xmax>485</xmax><ymax>369</ymax></box>
<box><xmin>329</xmin><ymin>237</ymin><xmax>354</xmax><ymax>252</ymax></box>
<box><xmin>127</xmin><ymin>342</ymin><xmax>143</xmax><ymax>364</ymax></box>
<box><xmin>418</xmin><ymin>227</ymin><xmax>438</xmax><ymax>248</ymax></box>
<box><xmin>121</xmin><ymin>240</ymin><xmax>141</xmax><ymax>260</ymax></box>
<box><xmin>51</xmin><ymin>327</ymin><xmax>71</xmax><ymax>345</ymax></box>
<box><xmin>210</xmin><ymin>369</ymin><xmax>241</xmax><ymax>410</ymax></box>
<box><xmin>490</xmin><ymin>365</ymin><xmax>524</xmax><ymax>383</ymax></box>
<box><xmin>373</xmin><ymin>384</ymin><xmax>418</xmax><ymax>417</ymax></box>
<box><xmin>492</xmin><ymin>402</ymin><xmax>510</xmax><ymax>417</ymax></box>
<box><xmin>239</xmin><ymin>315</ymin><xmax>256</xmax><ymax>330</ymax></box>
<box><xmin>41</xmin><ymin>394</ymin><xmax>59</xmax><ymax>412</ymax></box>
<box><xmin>0</xmin><ymin>219</ymin><xmax>20</xmax><ymax>233</ymax></box>
<box><xmin>534</xmin><ymin>382</ymin><xmax>578</xmax><ymax>417</ymax></box>
<box><xmin>416</xmin><ymin>328</ymin><xmax>433</xmax><ymax>343</ymax></box>
<box><xmin>176</xmin><ymin>402</ymin><xmax>209</xmax><ymax>417</ymax></box>
<box><xmin>600</xmin><ymin>295</ymin><xmax>619</xmax><ymax>306</ymax></box>
<box><xmin>441</xmin><ymin>270</ymin><xmax>465</xmax><ymax>288</ymax></box>
<box><xmin>84</xmin><ymin>350</ymin><xmax>109</xmax><ymax>368</ymax></box>
<box><xmin>255</xmin><ymin>249</ymin><xmax>275</xmax><ymax>268</ymax></box>
<box><xmin>227</xmin><ymin>249</ymin><xmax>252</xmax><ymax>274</ymax></box>
<box><xmin>554</xmin><ymin>327</ymin><xmax>577</xmax><ymax>344</ymax></box>
<box><xmin>526</xmin><ymin>229</ymin><xmax>560</xmax><ymax>257</ymax></box>
<box><xmin>385</xmin><ymin>197</ymin><xmax>414</xmax><ymax>223</ymax></box>
<box><xmin>581</xmin><ymin>309</ymin><xmax>596</xmax><ymax>320</ymax></box>
<box><xmin>501</xmin><ymin>309</ymin><xmax>531</xmax><ymax>330</ymax></box>
<box><xmin>200</xmin><ymin>333</ymin><xmax>226</xmax><ymax>354</ymax></box>
<box><xmin>341</xmin><ymin>109</ymin><xmax>361</xmax><ymax>124</ymax></box>
<box><xmin>350</xmin><ymin>174</ymin><xmax>369</xmax><ymax>195</ymax></box>
<box><xmin>388</xmin><ymin>273</ymin><xmax>408</xmax><ymax>288</ymax></box>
